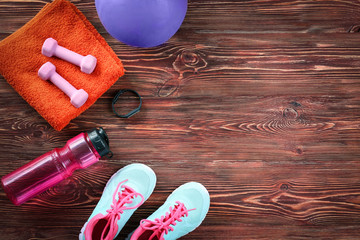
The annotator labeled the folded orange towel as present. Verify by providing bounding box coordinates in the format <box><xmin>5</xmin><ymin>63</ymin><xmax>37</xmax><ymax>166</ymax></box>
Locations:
<box><xmin>0</xmin><ymin>0</ymin><xmax>124</xmax><ymax>131</ymax></box>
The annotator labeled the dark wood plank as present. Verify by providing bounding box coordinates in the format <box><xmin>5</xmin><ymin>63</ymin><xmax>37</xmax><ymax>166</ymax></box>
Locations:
<box><xmin>1</xmin><ymin>0</ymin><xmax>360</xmax><ymax>239</ymax></box>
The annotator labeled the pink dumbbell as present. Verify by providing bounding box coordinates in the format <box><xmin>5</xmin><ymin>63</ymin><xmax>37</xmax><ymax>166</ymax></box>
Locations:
<box><xmin>38</xmin><ymin>62</ymin><xmax>89</xmax><ymax>108</ymax></box>
<box><xmin>42</xmin><ymin>38</ymin><xmax>97</xmax><ymax>74</ymax></box>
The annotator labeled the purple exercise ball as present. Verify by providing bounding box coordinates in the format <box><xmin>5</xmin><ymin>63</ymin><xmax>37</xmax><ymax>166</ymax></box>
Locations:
<box><xmin>95</xmin><ymin>0</ymin><xmax>188</xmax><ymax>48</ymax></box>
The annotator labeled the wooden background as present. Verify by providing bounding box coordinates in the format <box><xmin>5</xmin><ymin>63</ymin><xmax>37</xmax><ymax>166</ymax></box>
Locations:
<box><xmin>1</xmin><ymin>0</ymin><xmax>360</xmax><ymax>239</ymax></box>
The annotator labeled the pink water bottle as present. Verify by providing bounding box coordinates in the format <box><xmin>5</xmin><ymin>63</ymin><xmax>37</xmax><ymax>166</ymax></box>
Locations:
<box><xmin>1</xmin><ymin>127</ymin><xmax>111</xmax><ymax>205</ymax></box>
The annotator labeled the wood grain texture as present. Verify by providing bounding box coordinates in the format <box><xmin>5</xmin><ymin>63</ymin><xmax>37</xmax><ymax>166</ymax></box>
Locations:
<box><xmin>1</xmin><ymin>0</ymin><xmax>360</xmax><ymax>239</ymax></box>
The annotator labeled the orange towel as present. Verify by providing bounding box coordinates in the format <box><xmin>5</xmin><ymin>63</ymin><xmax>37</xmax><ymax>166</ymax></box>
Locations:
<box><xmin>0</xmin><ymin>0</ymin><xmax>124</xmax><ymax>131</ymax></box>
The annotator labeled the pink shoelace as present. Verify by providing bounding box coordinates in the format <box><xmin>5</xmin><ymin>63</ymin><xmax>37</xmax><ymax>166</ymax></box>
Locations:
<box><xmin>140</xmin><ymin>201</ymin><xmax>195</xmax><ymax>240</ymax></box>
<box><xmin>85</xmin><ymin>179</ymin><xmax>145</xmax><ymax>240</ymax></box>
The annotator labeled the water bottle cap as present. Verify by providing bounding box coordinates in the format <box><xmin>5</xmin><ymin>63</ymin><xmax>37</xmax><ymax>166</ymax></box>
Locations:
<box><xmin>87</xmin><ymin>127</ymin><xmax>111</xmax><ymax>157</ymax></box>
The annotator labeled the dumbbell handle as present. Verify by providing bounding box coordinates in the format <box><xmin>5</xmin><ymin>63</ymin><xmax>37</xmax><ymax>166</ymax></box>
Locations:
<box><xmin>54</xmin><ymin>45</ymin><xmax>84</xmax><ymax>67</ymax></box>
<box><xmin>50</xmin><ymin>71</ymin><xmax>78</xmax><ymax>98</ymax></box>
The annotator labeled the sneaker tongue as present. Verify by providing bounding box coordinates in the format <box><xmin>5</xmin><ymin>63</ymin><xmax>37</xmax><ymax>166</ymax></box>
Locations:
<box><xmin>121</xmin><ymin>185</ymin><xmax>134</xmax><ymax>195</ymax></box>
<box><xmin>138</xmin><ymin>203</ymin><xmax>190</xmax><ymax>240</ymax></box>
<box><xmin>119</xmin><ymin>186</ymin><xmax>143</xmax><ymax>208</ymax></box>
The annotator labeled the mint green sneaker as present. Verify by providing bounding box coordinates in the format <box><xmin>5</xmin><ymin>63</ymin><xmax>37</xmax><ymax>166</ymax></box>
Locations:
<box><xmin>79</xmin><ymin>163</ymin><xmax>156</xmax><ymax>240</ymax></box>
<box><xmin>130</xmin><ymin>182</ymin><xmax>210</xmax><ymax>240</ymax></box>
